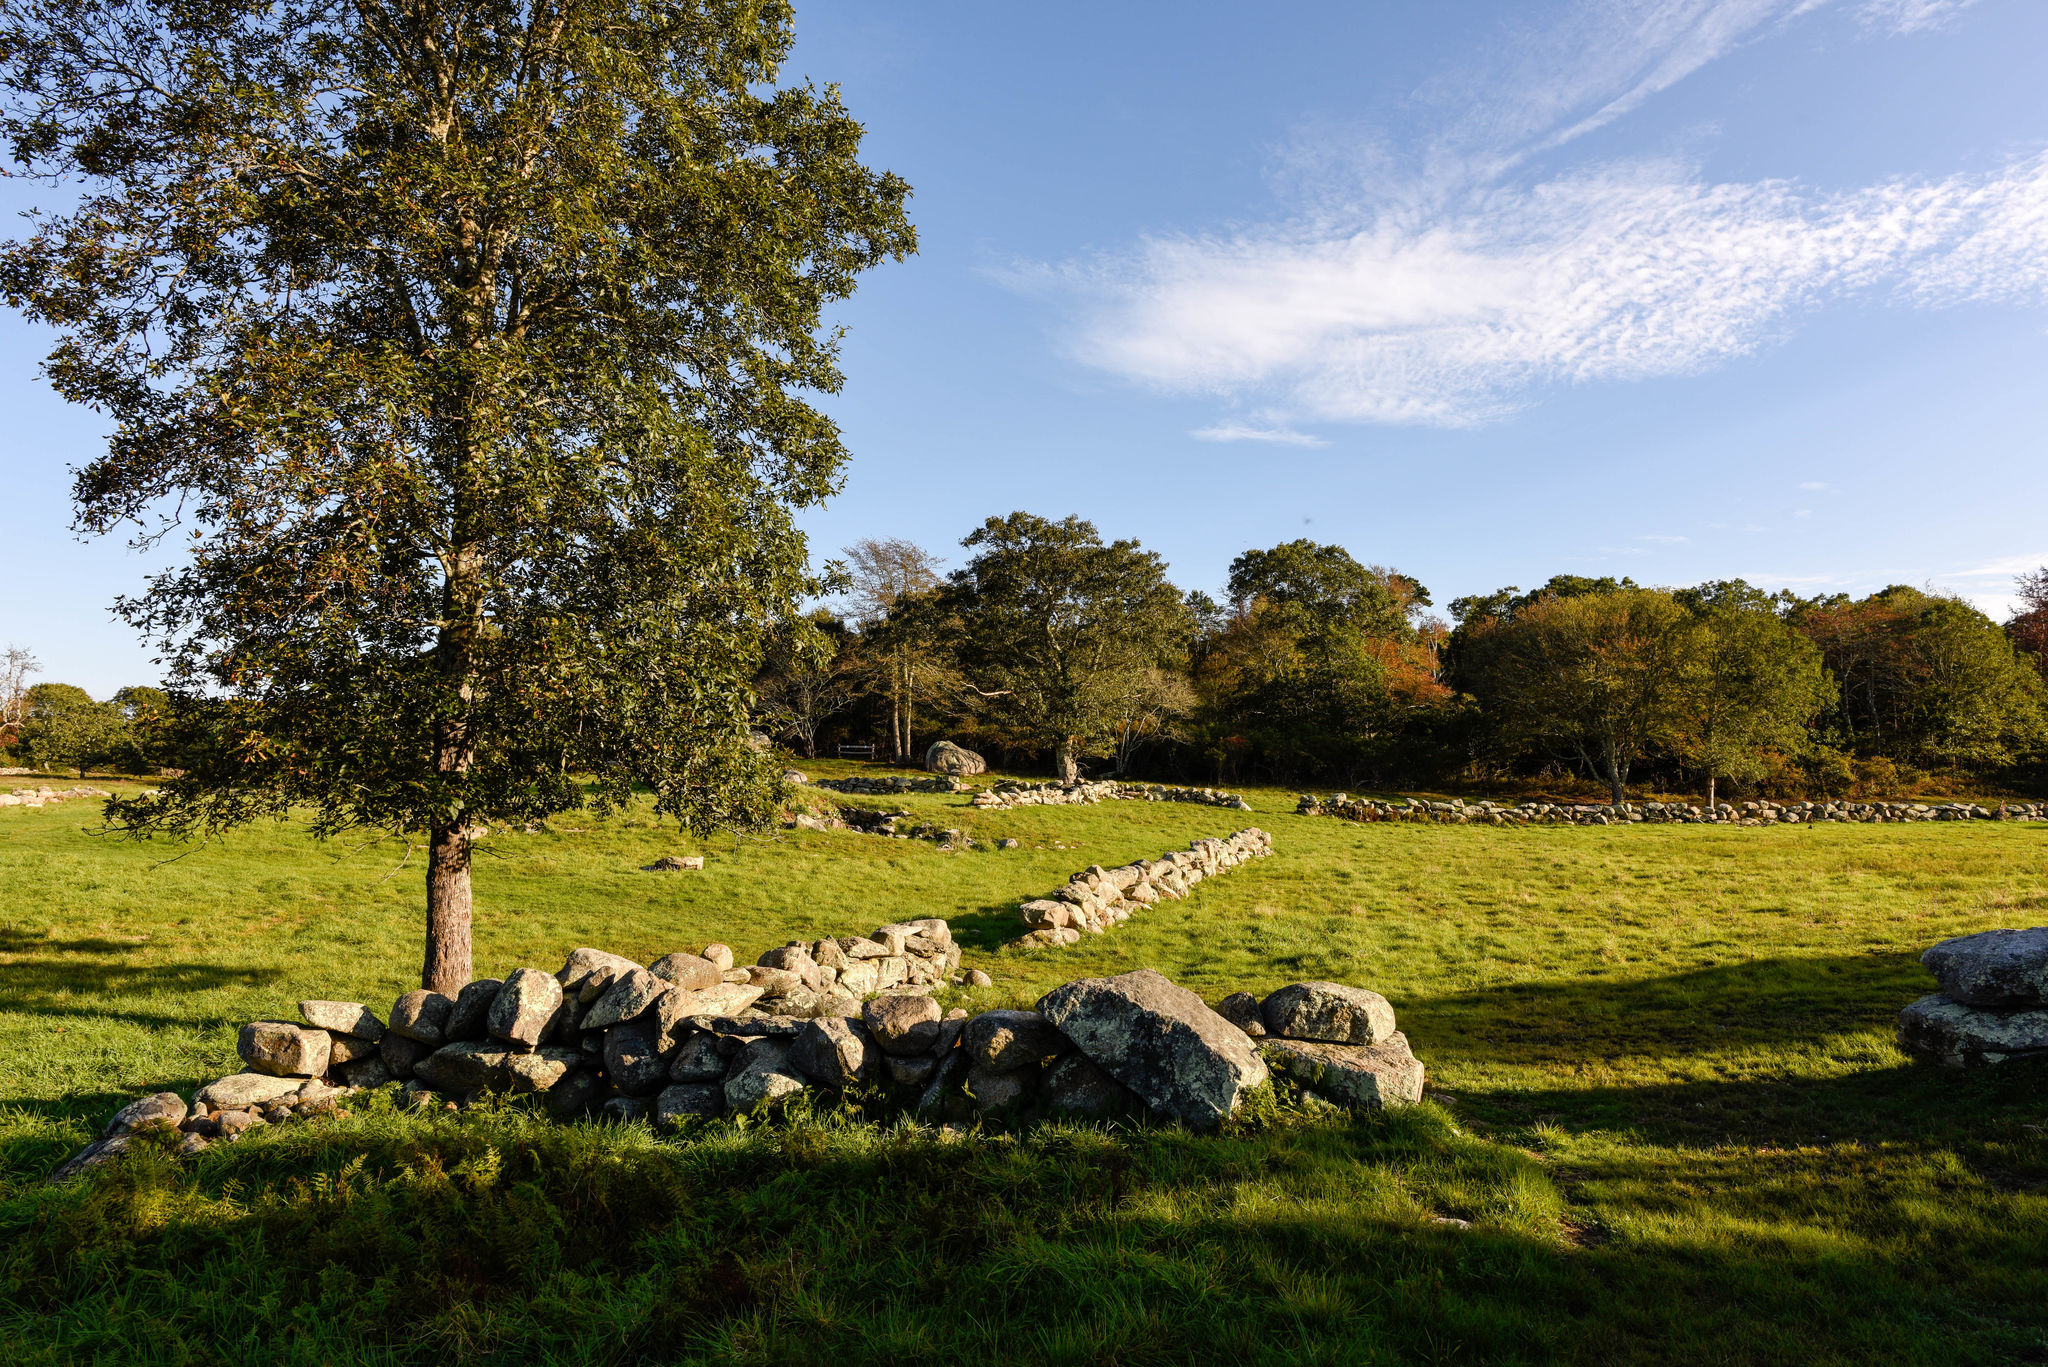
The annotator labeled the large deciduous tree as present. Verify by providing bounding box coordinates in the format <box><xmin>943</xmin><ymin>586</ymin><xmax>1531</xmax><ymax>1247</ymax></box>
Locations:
<box><xmin>837</xmin><ymin>537</ymin><xmax>946</xmax><ymax>762</ymax></box>
<box><xmin>947</xmin><ymin>513</ymin><xmax>1190</xmax><ymax>783</ymax></box>
<box><xmin>0</xmin><ymin>0</ymin><xmax>914</xmax><ymax>992</ymax></box>
<box><xmin>1668</xmin><ymin>581</ymin><xmax>1832</xmax><ymax>807</ymax></box>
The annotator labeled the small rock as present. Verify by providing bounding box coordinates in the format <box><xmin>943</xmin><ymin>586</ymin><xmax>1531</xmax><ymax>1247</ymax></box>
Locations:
<box><xmin>195</xmin><ymin>1072</ymin><xmax>305</xmax><ymax>1110</ymax></box>
<box><xmin>964</xmin><ymin>1009</ymin><xmax>1068</xmax><ymax>1072</ymax></box>
<box><xmin>582</xmin><ymin>968</ymin><xmax>668</xmax><ymax>1030</ymax></box>
<box><xmin>238</xmin><ymin>1021</ymin><xmax>333</xmax><ymax>1077</ymax></box>
<box><xmin>1259</xmin><ymin>981</ymin><xmax>1397</xmax><ymax>1046</ymax></box>
<box><xmin>812</xmin><ymin>987</ymin><xmax>863</xmax><ymax>1019</ymax></box>
<box><xmin>1216</xmin><ymin>991</ymin><xmax>1266</xmax><ymax>1038</ymax></box>
<box><xmin>102</xmin><ymin>1092</ymin><xmax>187</xmax><ymax>1139</ymax></box>
<box><xmin>789</xmin><ymin>1016</ymin><xmax>874</xmax><ymax>1088</ymax></box>
<box><xmin>327</xmin><ymin>1033</ymin><xmax>380</xmax><ymax>1066</ymax></box>
<box><xmin>667</xmin><ymin>1030</ymin><xmax>727</xmax><ymax>1082</ymax></box>
<box><xmin>341</xmin><ymin>1056</ymin><xmax>393</xmax><ymax>1089</ymax></box>
<box><xmin>557</xmin><ymin>946</ymin><xmax>647</xmax><ymax>993</ymax></box>
<box><xmin>603</xmin><ymin>1022</ymin><xmax>670</xmax><ymax>1096</ymax></box>
<box><xmin>547</xmin><ymin>1070</ymin><xmax>602</xmax><ymax>1117</ymax></box>
<box><xmin>724</xmin><ymin>1039</ymin><xmax>808</xmax><ymax>1115</ymax></box>
<box><xmin>1261</xmin><ymin>1034</ymin><xmax>1425</xmax><ymax>1109</ymax></box>
<box><xmin>701</xmin><ymin>943</ymin><xmax>736</xmax><ymax>971</ymax></box>
<box><xmin>967</xmin><ymin>1062</ymin><xmax>1035</xmax><ymax>1114</ymax></box>
<box><xmin>51</xmin><ymin>1135</ymin><xmax>132</xmax><ymax>1180</ymax></box>
<box><xmin>298</xmin><ymin>1000</ymin><xmax>385</xmax><ymax>1041</ymax></box>
<box><xmin>1041</xmin><ymin>1054</ymin><xmax>1142</xmax><ymax>1120</ymax></box>
<box><xmin>216</xmin><ymin>1109</ymin><xmax>267</xmax><ymax>1139</ymax></box>
<box><xmin>745</xmin><ymin>965</ymin><xmax>806</xmax><ymax>997</ymax></box>
<box><xmin>886</xmin><ymin>1054</ymin><xmax>940</xmax><ymax>1087</ymax></box>
<box><xmin>379</xmin><ymin>1033</ymin><xmax>432</xmax><ymax>1080</ymax></box>
<box><xmin>1922</xmin><ymin>928</ymin><xmax>2048</xmax><ymax>1008</ymax></box>
<box><xmin>177</xmin><ymin>1133</ymin><xmax>211</xmax><ymax>1159</ymax></box>
<box><xmin>967</xmin><ymin>969</ymin><xmax>993</xmax><ymax>988</ymax></box>
<box><xmin>600</xmin><ymin>1095</ymin><xmax>653</xmax><ymax>1123</ymax></box>
<box><xmin>388</xmin><ymin>989</ymin><xmax>454</xmax><ymax>1046</ymax></box>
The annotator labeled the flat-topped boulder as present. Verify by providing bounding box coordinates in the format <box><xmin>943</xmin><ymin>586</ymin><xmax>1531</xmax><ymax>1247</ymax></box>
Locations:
<box><xmin>1897</xmin><ymin>993</ymin><xmax>2048</xmax><ymax>1069</ymax></box>
<box><xmin>1037</xmin><ymin>968</ymin><xmax>1268</xmax><ymax>1128</ymax></box>
<box><xmin>1262</xmin><ymin>1034</ymin><xmax>1424</xmax><ymax>1108</ymax></box>
<box><xmin>1922</xmin><ymin>927</ymin><xmax>2048</xmax><ymax>1007</ymax></box>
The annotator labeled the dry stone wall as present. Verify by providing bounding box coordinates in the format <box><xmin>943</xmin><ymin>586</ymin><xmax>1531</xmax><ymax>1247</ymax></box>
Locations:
<box><xmin>973</xmin><ymin>779</ymin><xmax>1252</xmax><ymax>812</ymax></box>
<box><xmin>1299</xmin><ymin>793</ymin><xmax>2048</xmax><ymax>827</ymax></box>
<box><xmin>53</xmin><ymin>959</ymin><xmax>1425</xmax><ymax>1179</ymax></box>
<box><xmin>0</xmin><ymin>784</ymin><xmax>109</xmax><ymax>809</ymax></box>
<box><xmin>812</xmin><ymin>774</ymin><xmax>970</xmax><ymax>796</ymax></box>
<box><xmin>1011</xmin><ymin>828</ymin><xmax>1273</xmax><ymax>948</ymax></box>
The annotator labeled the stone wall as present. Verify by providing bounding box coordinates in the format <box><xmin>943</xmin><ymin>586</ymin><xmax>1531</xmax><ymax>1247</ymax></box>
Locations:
<box><xmin>55</xmin><ymin>962</ymin><xmax>1423</xmax><ymax>1179</ymax></box>
<box><xmin>1011</xmin><ymin>828</ymin><xmax>1273</xmax><ymax>948</ymax></box>
<box><xmin>1299</xmin><ymin>793</ymin><xmax>2048</xmax><ymax>827</ymax></box>
<box><xmin>0</xmin><ymin>784</ymin><xmax>108</xmax><ymax>809</ymax></box>
<box><xmin>812</xmin><ymin>774</ymin><xmax>970</xmax><ymax>796</ymax></box>
<box><xmin>973</xmin><ymin>779</ymin><xmax>1252</xmax><ymax>812</ymax></box>
<box><xmin>1898</xmin><ymin>927</ymin><xmax>2048</xmax><ymax>1068</ymax></box>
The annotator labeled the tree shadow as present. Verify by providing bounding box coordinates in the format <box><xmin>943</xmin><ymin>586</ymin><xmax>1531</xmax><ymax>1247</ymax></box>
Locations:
<box><xmin>0</xmin><ymin>927</ymin><xmax>285</xmax><ymax>1031</ymax></box>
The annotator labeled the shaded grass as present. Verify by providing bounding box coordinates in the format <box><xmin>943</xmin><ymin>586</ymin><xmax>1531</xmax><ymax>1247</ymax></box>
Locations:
<box><xmin>3</xmin><ymin>762</ymin><xmax>2048</xmax><ymax>1362</ymax></box>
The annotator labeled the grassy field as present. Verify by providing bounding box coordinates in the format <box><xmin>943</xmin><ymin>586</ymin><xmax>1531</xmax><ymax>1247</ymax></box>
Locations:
<box><xmin>3</xmin><ymin>761</ymin><xmax>2046</xmax><ymax>1364</ymax></box>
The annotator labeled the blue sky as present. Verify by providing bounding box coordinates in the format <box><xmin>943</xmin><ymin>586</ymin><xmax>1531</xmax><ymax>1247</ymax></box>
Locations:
<box><xmin>5</xmin><ymin>0</ymin><xmax>2047</xmax><ymax>694</ymax></box>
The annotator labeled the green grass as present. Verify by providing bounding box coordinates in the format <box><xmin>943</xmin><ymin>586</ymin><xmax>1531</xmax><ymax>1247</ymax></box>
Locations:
<box><xmin>3</xmin><ymin>762</ymin><xmax>2046</xmax><ymax>1364</ymax></box>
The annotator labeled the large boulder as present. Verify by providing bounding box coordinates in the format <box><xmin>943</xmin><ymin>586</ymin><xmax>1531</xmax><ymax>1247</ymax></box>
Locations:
<box><xmin>238</xmin><ymin>1021</ymin><xmax>333</xmax><ymax>1077</ymax></box>
<box><xmin>1261</xmin><ymin>1034</ymin><xmax>1424</xmax><ymax>1109</ymax></box>
<box><xmin>789</xmin><ymin>1016</ymin><xmax>874</xmax><ymax>1088</ymax></box>
<box><xmin>488</xmin><ymin>968</ymin><xmax>564</xmax><ymax>1048</ymax></box>
<box><xmin>388</xmin><ymin>990</ymin><xmax>453</xmax><ymax>1046</ymax></box>
<box><xmin>924</xmin><ymin>740</ymin><xmax>986</xmax><ymax>777</ymax></box>
<box><xmin>1922</xmin><ymin>928</ymin><xmax>2048</xmax><ymax>1007</ymax></box>
<box><xmin>582</xmin><ymin>968</ymin><xmax>668</xmax><ymax>1030</ymax></box>
<box><xmin>1259</xmin><ymin>982</ymin><xmax>1396</xmax><ymax>1045</ymax></box>
<box><xmin>863</xmin><ymin>994</ymin><xmax>942</xmax><ymax>1056</ymax></box>
<box><xmin>1036</xmin><ymin>969</ymin><xmax>1269</xmax><ymax>1129</ymax></box>
<box><xmin>963</xmin><ymin>1010</ymin><xmax>1067</xmax><ymax>1072</ymax></box>
<box><xmin>1897</xmin><ymin>993</ymin><xmax>2048</xmax><ymax>1068</ymax></box>
<box><xmin>298</xmin><ymin>1000</ymin><xmax>384</xmax><ymax>1041</ymax></box>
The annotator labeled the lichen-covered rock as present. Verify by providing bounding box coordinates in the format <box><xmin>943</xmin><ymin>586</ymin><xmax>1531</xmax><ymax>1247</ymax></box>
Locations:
<box><xmin>603</xmin><ymin>1022</ymin><xmax>669</xmax><ymax>1096</ymax></box>
<box><xmin>1261</xmin><ymin>1034</ymin><xmax>1424</xmax><ymax>1109</ymax></box>
<box><xmin>1041</xmin><ymin>1055</ymin><xmax>1142</xmax><ymax>1119</ymax></box>
<box><xmin>1215</xmin><ymin>992</ymin><xmax>1266</xmax><ymax>1037</ymax></box>
<box><xmin>649</xmin><ymin>952</ymin><xmax>724</xmax><ymax>991</ymax></box>
<box><xmin>379</xmin><ymin>1033</ymin><xmax>431</xmax><ymax>1081</ymax></box>
<box><xmin>963</xmin><ymin>1010</ymin><xmax>1067</xmax><ymax>1072</ymax></box>
<box><xmin>388</xmin><ymin>989</ymin><xmax>454</xmax><ymax>1046</ymax></box>
<box><xmin>654</xmin><ymin>1083</ymin><xmax>724</xmax><ymax>1128</ymax></box>
<box><xmin>103</xmin><ymin>1092</ymin><xmax>187</xmax><ymax>1138</ymax></box>
<box><xmin>51</xmin><ymin>1135</ymin><xmax>132</xmax><ymax>1181</ymax></box>
<box><xmin>1037</xmin><ymin>969</ymin><xmax>1269</xmax><ymax>1129</ymax></box>
<box><xmin>836</xmin><ymin>959</ymin><xmax>881</xmax><ymax>996</ymax></box>
<box><xmin>1259</xmin><ymin>982</ymin><xmax>1396</xmax><ymax>1045</ymax></box>
<box><xmin>863</xmin><ymin>994</ymin><xmax>942</xmax><ymax>1056</ymax></box>
<box><xmin>745</xmin><ymin>965</ymin><xmax>805</xmax><ymax>997</ymax></box>
<box><xmin>237</xmin><ymin>1021</ymin><xmax>333</xmax><ymax>1077</ymax></box>
<box><xmin>444</xmin><ymin>979</ymin><xmax>505</xmax><ymax>1043</ymax></box>
<box><xmin>724</xmin><ymin>1039</ymin><xmax>807</xmax><ymax>1114</ymax></box>
<box><xmin>757</xmin><ymin>944</ymin><xmax>823</xmax><ymax>990</ymax></box>
<box><xmin>813</xmin><ymin>987</ymin><xmax>863</xmax><ymax>1019</ymax></box>
<box><xmin>789</xmin><ymin>1016</ymin><xmax>874</xmax><ymax>1088</ymax></box>
<box><xmin>557</xmin><ymin>947</ymin><xmax>647</xmax><ymax>993</ymax></box>
<box><xmin>327</xmin><ymin>1033</ymin><xmax>378</xmax><ymax>1065</ymax></box>
<box><xmin>196</xmin><ymin>1073</ymin><xmax>305</xmax><ymax>1110</ymax></box>
<box><xmin>547</xmin><ymin>1069</ymin><xmax>602</xmax><ymax>1117</ymax></box>
<box><xmin>701</xmin><ymin>943</ymin><xmax>736</xmax><ymax>971</ymax></box>
<box><xmin>967</xmin><ymin>1062</ymin><xmax>1035</xmax><ymax>1113</ymax></box>
<box><xmin>581</xmin><ymin>968</ymin><xmax>668</xmax><ymax>1031</ymax></box>
<box><xmin>1921</xmin><ymin>928</ymin><xmax>2048</xmax><ymax>1007</ymax></box>
<box><xmin>342</xmin><ymin>1056</ymin><xmax>393</xmax><ymax>1089</ymax></box>
<box><xmin>1897</xmin><ymin>992</ymin><xmax>2048</xmax><ymax>1068</ymax></box>
<box><xmin>925</xmin><ymin>740</ymin><xmax>986</xmax><ymax>776</ymax></box>
<box><xmin>298</xmin><ymin>1000</ymin><xmax>384</xmax><ymax>1040</ymax></box>
<box><xmin>489</xmin><ymin>968</ymin><xmax>564</xmax><ymax>1048</ymax></box>
<box><xmin>886</xmin><ymin>1054</ymin><xmax>940</xmax><ymax>1087</ymax></box>
<box><xmin>414</xmin><ymin>1041</ymin><xmax>580</xmax><ymax>1094</ymax></box>
<box><xmin>667</xmin><ymin>1030</ymin><xmax>726</xmax><ymax>1082</ymax></box>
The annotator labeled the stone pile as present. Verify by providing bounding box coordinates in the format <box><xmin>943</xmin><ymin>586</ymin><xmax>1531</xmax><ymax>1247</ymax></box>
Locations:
<box><xmin>0</xmin><ymin>784</ymin><xmax>109</xmax><ymax>809</ymax></box>
<box><xmin>57</xmin><ymin>966</ymin><xmax>1424</xmax><ymax>1178</ymax></box>
<box><xmin>786</xmin><ymin>805</ymin><xmax>970</xmax><ymax>847</ymax></box>
<box><xmin>1898</xmin><ymin>927</ymin><xmax>2048</xmax><ymax>1068</ymax></box>
<box><xmin>1010</xmin><ymin>828</ymin><xmax>1273</xmax><ymax>948</ymax></box>
<box><xmin>973</xmin><ymin>779</ymin><xmax>1252</xmax><ymax>812</ymax></box>
<box><xmin>813</xmin><ymin>774</ymin><xmax>970</xmax><ymax>796</ymax></box>
<box><xmin>1298</xmin><ymin>793</ymin><xmax>2047</xmax><ymax>827</ymax></box>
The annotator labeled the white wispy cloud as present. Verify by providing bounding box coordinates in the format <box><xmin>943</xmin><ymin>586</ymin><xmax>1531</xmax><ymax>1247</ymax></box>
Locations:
<box><xmin>1063</xmin><ymin>153</ymin><xmax>2048</xmax><ymax>426</ymax></box>
<box><xmin>1188</xmin><ymin>422</ymin><xmax>1327</xmax><ymax>447</ymax></box>
<box><xmin>1032</xmin><ymin>0</ymin><xmax>2032</xmax><ymax>430</ymax></box>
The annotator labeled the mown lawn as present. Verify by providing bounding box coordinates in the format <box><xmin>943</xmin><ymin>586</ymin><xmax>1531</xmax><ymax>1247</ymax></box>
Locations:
<box><xmin>2</xmin><ymin>763</ymin><xmax>2045</xmax><ymax>1365</ymax></box>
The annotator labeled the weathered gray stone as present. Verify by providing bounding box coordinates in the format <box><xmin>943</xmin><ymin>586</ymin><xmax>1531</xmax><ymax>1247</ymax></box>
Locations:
<box><xmin>654</xmin><ymin>1083</ymin><xmax>724</xmax><ymax>1128</ymax></box>
<box><xmin>216</xmin><ymin>1109</ymin><xmax>267</xmax><ymax>1137</ymax></box>
<box><xmin>789</xmin><ymin>1016</ymin><xmax>874</xmax><ymax>1088</ymax></box>
<box><xmin>1898</xmin><ymin>992</ymin><xmax>2048</xmax><ymax>1068</ymax></box>
<box><xmin>649</xmin><ymin>951</ymin><xmax>724</xmax><ymax>991</ymax></box>
<box><xmin>195</xmin><ymin>1072</ymin><xmax>305</xmax><ymax>1110</ymax></box>
<box><xmin>489</xmin><ymin>967</ymin><xmax>564</xmax><ymax>1048</ymax></box>
<box><xmin>237</xmin><ymin>1021</ymin><xmax>332</xmax><ymax>1077</ymax></box>
<box><xmin>702</xmin><ymin>943</ymin><xmax>736</xmax><ymax>971</ymax></box>
<box><xmin>667</xmin><ymin>1030</ymin><xmax>727</xmax><ymax>1082</ymax></box>
<box><xmin>327</xmin><ymin>1033</ymin><xmax>379</xmax><ymax>1066</ymax></box>
<box><xmin>662</xmin><ymin>983</ymin><xmax>767</xmax><ymax>1023</ymax></box>
<box><xmin>414</xmin><ymin>1041</ymin><xmax>581</xmax><ymax>1094</ymax></box>
<box><xmin>51</xmin><ymin>1135</ymin><xmax>132</xmax><ymax>1180</ymax></box>
<box><xmin>813</xmin><ymin>939</ymin><xmax>849</xmax><ymax>972</ymax></box>
<box><xmin>103</xmin><ymin>1092</ymin><xmax>187</xmax><ymax>1138</ymax></box>
<box><xmin>761</xmin><ymin>985</ymin><xmax>821</xmax><ymax>1019</ymax></box>
<box><xmin>724</xmin><ymin>1039</ymin><xmax>807</xmax><ymax>1114</ymax></box>
<box><xmin>547</xmin><ymin>1069</ymin><xmax>602</xmax><ymax>1117</ymax></box>
<box><xmin>557</xmin><ymin>946</ymin><xmax>646</xmax><ymax>992</ymax></box>
<box><xmin>379</xmin><ymin>1033</ymin><xmax>432</xmax><ymax>1080</ymax></box>
<box><xmin>925</xmin><ymin>740</ymin><xmax>986</xmax><ymax>776</ymax></box>
<box><xmin>906</xmin><ymin>917</ymin><xmax>953</xmax><ymax>949</ymax></box>
<box><xmin>863</xmin><ymin>994</ymin><xmax>942</xmax><ymax>1056</ymax></box>
<box><xmin>967</xmin><ymin>1062</ymin><xmax>1035</xmax><ymax>1113</ymax></box>
<box><xmin>963</xmin><ymin>1009</ymin><xmax>1068</xmax><ymax>1072</ymax></box>
<box><xmin>813</xmin><ymin>987</ymin><xmax>863</xmax><ymax>1019</ymax></box>
<box><xmin>298</xmin><ymin>1000</ymin><xmax>384</xmax><ymax>1041</ymax></box>
<box><xmin>744</xmin><ymin>965</ymin><xmax>805</xmax><ymax>997</ymax></box>
<box><xmin>444</xmin><ymin>978</ymin><xmax>505</xmax><ymax>1042</ymax></box>
<box><xmin>342</xmin><ymin>1056</ymin><xmax>393</xmax><ymax>1089</ymax></box>
<box><xmin>1259</xmin><ymin>981</ymin><xmax>1396</xmax><ymax>1045</ymax></box>
<box><xmin>840</xmin><ymin>937</ymin><xmax>891</xmax><ymax>960</ymax></box>
<box><xmin>582</xmin><ymin>968</ymin><xmax>668</xmax><ymax>1030</ymax></box>
<box><xmin>758</xmin><ymin>944</ymin><xmax>823</xmax><ymax>990</ymax></box>
<box><xmin>603</xmin><ymin>1022</ymin><xmax>669</xmax><ymax>1096</ymax></box>
<box><xmin>872</xmin><ymin>924</ymin><xmax>914</xmax><ymax>955</ymax></box>
<box><xmin>886</xmin><ymin>1054</ymin><xmax>940</xmax><ymax>1087</ymax></box>
<box><xmin>1922</xmin><ymin>928</ymin><xmax>2048</xmax><ymax>1008</ymax></box>
<box><xmin>1261</xmin><ymin>1034</ymin><xmax>1424</xmax><ymax>1109</ymax></box>
<box><xmin>1041</xmin><ymin>1054</ymin><xmax>1142</xmax><ymax>1119</ymax></box>
<box><xmin>177</xmin><ymin>1132</ymin><xmax>211</xmax><ymax>1159</ymax></box>
<box><xmin>1037</xmin><ymin>968</ymin><xmax>1269</xmax><ymax>1129</ymax></box>
<box><xmin>388</xmin><ymin>990</ymin><xmax>454</xmax><ymax>1046</ymax></box>
<box><xmin>1216</xmin><ymin>992</ymin><xmax>1266</xmax><ymax>1037</ymax></box>
<box><xmin>836</xmin><ymin>959</ymin><xmax>881</xmax><ymax>996</ymax></box>
<box><xmin>600</xmin><ymin>1095</ymin><xmax>652</xmax><ymax>1124</ymax></box>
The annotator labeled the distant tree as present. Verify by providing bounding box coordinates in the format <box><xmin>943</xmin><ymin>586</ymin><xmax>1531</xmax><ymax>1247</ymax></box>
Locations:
<box><xmin>839</xmin><ymin>538</ymin><xmax>947</xmax><ymax>762</ymax></box>
<box><xmin>19</xmin><ymin>683</ymin><xmax>127</xmax><ymax>777</ymax></box>
<box><xmin>1668</xmin><ymin>587</ymin><xmax>1832</xmax><ymax>806</ymax></box>
<box><xmin>2008</xmin><ymin>567</ymin><xmax>2048</xmax><ymax>677</ymax></box>
<box><xmin>1</xmin><ymin>646</ymin><xmax>38</xmax><ymax>727</ymax></box>
<box><xmin>947</xmin><ymin>513</ymin><xmax>1191</xmax><ymax>783</ymax></box>
<box><xmin>1458</xmin><ymin>588</ymin><xmax>1685</xmax><ymax>802</ymax></box>
<box><xmin>1107</xmin><ymin>666</ymin><xmax>1197</xmax><ymax>776</ymax></box>
<box><xmin>755</xmin><ymin>613</ymin><xmax>864</xmax><ymax>760</ymax></box>
<box><xmin>0</xmin><ymin>0</ymin><xmax>915</xmax><ymax>992</ymax></box>
<box><xmin>112</xmin><ymin>685</ymin><xmax>175</xmax><ymax>772</ymax></box>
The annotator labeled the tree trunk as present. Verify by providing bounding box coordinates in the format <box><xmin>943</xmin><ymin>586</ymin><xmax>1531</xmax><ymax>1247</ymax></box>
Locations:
<box><xmin>1707</xmin><ymin>774</ymin><xmax>1717</xmax><ymax>809</ymax></box>
<box><xmin>1055</xmin><ymin>736</ymin><xmax>1079</xmax><ymax>784</ymax></box>
<box><xmin>424</xmin><ymin>819</ymin><xmax>473</xmax><ymax>994</ymax></box>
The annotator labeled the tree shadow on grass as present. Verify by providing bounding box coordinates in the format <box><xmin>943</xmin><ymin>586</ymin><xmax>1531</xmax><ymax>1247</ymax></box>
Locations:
<box><xmin>0</xmin><ymin>927</ymin><xmax>284</xmax><ymax>1030</ymax></box>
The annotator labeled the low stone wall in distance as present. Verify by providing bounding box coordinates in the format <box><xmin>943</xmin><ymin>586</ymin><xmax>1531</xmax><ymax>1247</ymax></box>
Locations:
<box><xmin>55</xmin><ymin>964</ymin><xmax>1425</xmax><ymax>1180</ymax></box>
<box><xmin>1011</xmin><ymin>829</ymin><xmax>1273</xmax><ymax>948</ymax></box>
<box><xmin>1298</xmin><ymin>793</ymin><xmax>2048</xmax><ymax>827</ymax></box>
<box><xmin>974</xmin><ymin>779</ymin><xmax>1252</xmax><ymax>812</ymax></box>
<box><xmin>811</xmin><ymin>774</ymin><xmax>969</xmax><ymax>796</ymax></box>
<box><xmin>1</xmin><ymin>784</ymin><xmax>109</xmax><ymax>809</ymax></box>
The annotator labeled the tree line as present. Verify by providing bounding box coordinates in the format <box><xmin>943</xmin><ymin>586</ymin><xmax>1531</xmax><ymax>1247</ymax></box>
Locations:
<box><xmin>756</xmin><ymin>517</ymin><xmax>2048</xmax><ymax>803</ymax></box>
